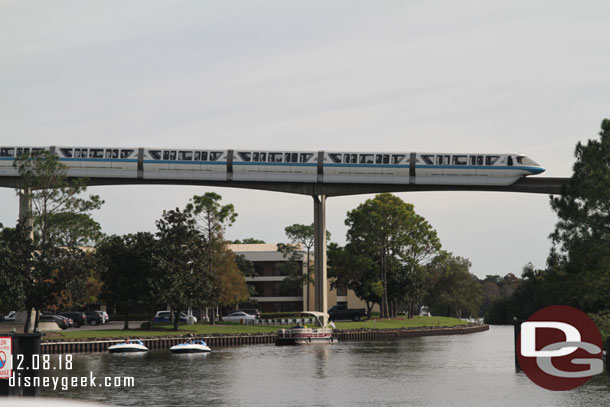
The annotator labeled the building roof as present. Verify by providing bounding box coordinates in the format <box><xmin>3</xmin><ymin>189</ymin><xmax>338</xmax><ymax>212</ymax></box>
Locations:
<box><xmin>229</xmin><ymin>243</ymin><xmax>304</xmax><ymax>262</ymax></box>
<box><xmin>229</xmin><ymin>243</ymin><xmax>281</xmax><ymax>252</ymax></box>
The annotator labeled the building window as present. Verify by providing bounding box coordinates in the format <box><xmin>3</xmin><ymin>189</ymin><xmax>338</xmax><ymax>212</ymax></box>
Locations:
<box><xmin>253</xmin><ymin>263</ymin><xmax>264</xmax><ymax>276</ymax></box>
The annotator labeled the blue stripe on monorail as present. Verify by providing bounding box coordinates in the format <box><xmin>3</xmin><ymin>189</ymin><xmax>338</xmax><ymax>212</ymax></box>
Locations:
<box><xmin>142</xmin><ymin>160</ymin><xmax>227</xmax><ymax>165</ymax></box>
<box><xmin>325</xmin><ymin>163</ymin><xmax>410</xmax><ymax>168</ymax></box>
<box><xmin>233</xmin><ymin>162</ymin><xmax>317</xmax><ymax>166</ymax></box>
<box><xmin>416</xmin><ymin>165</ymin><xmax>545</xmax><ymax>174</ymax></box>
<box><xmin>59</xmin><ymin>158</ymin><xmax>138</xmax><ymax>163</ymax></box>
<box><xmin>325</xmin><ymin>163</ymin><xmax>543</xmax><ymax>173</ymax></box>
<box><xmin>0</xmin><ymin>157</ymin><xmax>139</xmax><ymax>163</ymax></box>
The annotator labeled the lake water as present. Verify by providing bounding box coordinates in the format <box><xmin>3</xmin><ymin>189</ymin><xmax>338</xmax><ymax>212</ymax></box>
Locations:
<box><xmin>41</xmin><ymin>326</ymin><xmax>610</xmax><ymax>406</ymax></box>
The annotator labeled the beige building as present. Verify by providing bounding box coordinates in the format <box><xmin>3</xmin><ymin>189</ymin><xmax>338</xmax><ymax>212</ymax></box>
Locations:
<box><xmin>230</xmin><ymin>243</ymin><xmax>377</xmax><ymax>313</ymax></box>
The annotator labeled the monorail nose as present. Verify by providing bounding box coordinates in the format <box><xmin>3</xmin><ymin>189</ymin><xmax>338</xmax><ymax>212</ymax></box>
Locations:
<box><xmin>530</xmin><ymin>167</ymin><xmax>545</xmax><ymax>175</ymax></box>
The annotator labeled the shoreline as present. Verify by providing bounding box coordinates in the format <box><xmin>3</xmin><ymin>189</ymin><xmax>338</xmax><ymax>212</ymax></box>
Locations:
<box><xmin>40</xmin><ymin>323</ymin><xmax>489</xmax><ymax>354</ymax></box>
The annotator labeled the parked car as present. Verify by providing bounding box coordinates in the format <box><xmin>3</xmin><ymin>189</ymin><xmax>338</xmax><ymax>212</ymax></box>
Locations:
<box><xmin>40</xmin><ymin>314</ymin><xmax>70</xmax><ymax>330</ymax></box>
<box><xmin>153</xmin><ymin>311</ymin><xmax>196</xmax><ymax>324</ymax></box>
<box><xmin>222</xmin><ymin>311</ymin><xmax>256</xmax><ymax>323</ymax></box>
<box><xmin>235</xmin><ymin>309</ymin><xmax>261</xmax><ymax>319</ymax></box>
<box><xmin>59</xmin><ymin>312</ymin><xmax>87</xmax><ymax>327</ymax></box>
<box><xmin>328</xmin><ymin>305</ymin><xmax>366</xmax><ymax>321</ymax></box>
<box><xmin>3</xmin><ymin>311</ymin><xmax>16</xmax><ymax>322</ymax></box>
<box><xmin>85</xmin><ymin>311</ymin><xmax>108</xmax><ymax>325</ymax></box>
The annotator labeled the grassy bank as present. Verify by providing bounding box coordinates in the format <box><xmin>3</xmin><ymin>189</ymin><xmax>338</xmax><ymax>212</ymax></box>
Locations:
<box><xmin>334</xmin><ymin>316</ymin><xmax>467</xmax><ymax>330</ymax></box>
<box><xmin>45</xmin><ymin>316</ymin><xmax>468</xmax><ymax>341</ymax></box>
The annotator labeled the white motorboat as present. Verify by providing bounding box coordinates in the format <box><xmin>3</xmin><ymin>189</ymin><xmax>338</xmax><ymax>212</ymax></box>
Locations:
<box><xmin>108</xmin><ymin>340</ymin><xmax>148</xmax><ymax>353</ymax></box>
<box><xmin>276</xmin><ymin>311</ymin><xmax>337</xmax><ymax>346</ymax></box>
<box><xmin>170</xmin><ymin>340</ymin><xmax>212</xmax><ymax>353</ymax></box>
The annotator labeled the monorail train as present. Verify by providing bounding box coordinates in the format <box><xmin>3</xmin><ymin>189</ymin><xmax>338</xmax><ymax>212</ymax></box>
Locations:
<box><xmin>0</xmin><ymin>146</ymin><xmax>545</xmax><ymax>186</ymax></box>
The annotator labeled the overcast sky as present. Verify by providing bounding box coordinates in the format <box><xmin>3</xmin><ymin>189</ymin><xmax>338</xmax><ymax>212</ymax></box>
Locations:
<box><xmin>2</xmin><ymin>1</ymin><xmax>610</xmax><ymax>278</ymax></box>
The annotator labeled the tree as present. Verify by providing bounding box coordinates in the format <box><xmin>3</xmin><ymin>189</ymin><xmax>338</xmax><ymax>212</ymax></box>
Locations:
<box><xmin>186</xmin><ymin>192</ymin><xmax>238</xmax><ymax>325</ymax></box>
<box><xmin>14</xmin><ymin>150</ymin><xmax>104</xmax><ymax>331</ymax></box>
<box><xmin>425</xmin><ymin>253</ymin><xmax>482</xmax><ymax>318</ymax></box>
<box><xmin>96</xmin><ymin>233</ymin><xmax>161</xmax><ymax>329</ymax></box>
<box><xmin>328</xmin><ymin>242</ymin><xmax>382</xmax><ymax>317</ymax></box>
<box><xmin>15</xmin><ymin>150</ymin><xmax>104</xmax><ymax>247</ymax></box>
<box><xmin>0</xmin><ymin>222</ymin><xmax>34</xmax><ymax>315</ymax></box>
<box><xmin>232</xmin><ymin>238</ymin><xmax>266</xmax><ymax>244</ymax></box>
<box><xmin>216</xmin><ymin>246</ymin><xmax>250</xmax><ymax>310</ymax></box>
<box><xmin>278</xmin><ymin>224</ymin><xmax>330</xmax><ymax>311</ymax></box>
<box><xmin>344</xmin><ymin>193</ymin><xmax>441</xmax><ymax>317</ymax></box>
<box><xmin>484</xmin><ymin>264</ymin><xmax>556</xmax><ymax>324</ymax></box>
<box><xmin>156</xmin><ymin>209</ymin><xmax>209</xmax><ymax>330</ymax></box>
<box><xmin>549</xmin><ymin>118</ymin><xmax>610</xmax><ymax>311</ymax></box>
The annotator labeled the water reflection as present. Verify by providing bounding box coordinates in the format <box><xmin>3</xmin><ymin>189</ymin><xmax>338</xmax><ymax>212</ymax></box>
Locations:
<box><xmin>41</xmin><ymin>326</ymin><xmax>610</xmax><ymax>407</ymax></box>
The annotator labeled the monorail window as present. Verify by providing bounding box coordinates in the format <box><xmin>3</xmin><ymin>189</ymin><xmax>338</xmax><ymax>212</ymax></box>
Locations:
<box><xmin>178</xmin><ymin>151</ymin><xmax>193</xmax><ymax>161</ymax></box>
<box><xmin>253</xmin><ymin>152</ymin><xmax>260</xmax><ymax>162</ymax></box>
<box><xmin>16</xmin><ymin>148</ymin><xmax>30</xmax><ymax>157</ymax></box>
<box><xmin>0</xmin><ymin>148</ymin><xmax>14</xmax><ymax>157</ymax></box>
<box><xmin>268</xmin><ymin>153</ymin><xmax>282</xmax><ymax>162</ymax></box>
<box><xmin>163</xmin><ymin>151</ymin><xmax>169</xmax><ymax>160</ymax></box>
<box><xmin>193</xmin><ymin>151</ymin><xmax>200</xmax><ymax>161</ymax></box>
<box><xmin>169</xmin><ymin>151</ymin><xmax>177</xmax><ymax>160</ymax></box>
<box><xmin>238</xmin><ymin>152</ymin><xmax>251</xmax><ymax>162</ymax></box>
<box><xmin>485</xmin><ymin>155</ymin><xmax>499</xmax><ymax>166</ymax></box>
<box><xmin>121</xmin><ymin>149</ymin><xmax>134</xmax><ymax>159</ymax></box>
<box><xmin>284</xmin><ymin>153</ymin><xmax>298</xmax><ymax>162</ymax></box>
<box><xmin>452</xmin><ymin>155</ymin><xmax>467</xmax><ymax>165</ymax></box>
<box><xmin>300</xmin><ymin>153</ymin><xmax>313</xmax><ymax>162</ymax></box>
<box><xmin>89</xmin><ymin>149</ymin><xmax>103</xmax><ymax>158</ymax></box>
<box><xmin>421</xmin><ymin>155</ymin><xmax>434</xmax><ymax>165</ymax></box>
<box><xmin>470</xmin><ymin>155</ymin><xmax>483</xmax><ymax>166</ymax></box>
<box><xmin>516</xmin><ymin>156</ymin><xmax>524</xmax><ymax>164</ymax></box>
<box><xmin>105</xmin><ymin>149</ymin><xmax>118</xmax><ymax>159</ymax></box>
<box><xmin>392</xmin><ymin>154</ymin><xmax>405</xmax><ymax>165</ymax></box>
<box><xmin>436</xmin><ymin>155</ymin><xmax>443</xmax><ymax>165</ymax></box>
<box><xmin>60</xmin><ymin>148</ymin><xmax>73</xmax><ymax>158</ymax></box>
<box><xmin>329</xmin><ymin>153</ymin><xmax>342</xmax><ymax>163</ymax></box>
<box><xmin>149</xmin><ymin>150</ymin><xmax>161</xmax><ymax>160</ymax></box>
<box><xmin>209</xmin><ymin>151</ymin><xmax>223</xmax><ymax>161</ymax></box>
<box><xmin>359</xmin><ymin>154</ymin><xmax>374</xmax><ymax>164</ymax></box>
<box><xmin>343</xmin><ymin>154</ymin><xmax>357</xmax><ymax>164</ymax></box>
<box><xmin>376</xmin><ymin>154</ymin><xmax>389</xmax><ymax>164</ymax></box>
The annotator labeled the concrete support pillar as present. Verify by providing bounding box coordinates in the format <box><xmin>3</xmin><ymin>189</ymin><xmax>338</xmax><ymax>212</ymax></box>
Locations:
<box><xmin>18</xmin><ymin>187</ymin><xmax>34</xmax><ymax>239</ymax></box>
<box><xmin>313</xmin><ymin>194</ymin><xmax>328</xmax><ymax>327</ymax></box>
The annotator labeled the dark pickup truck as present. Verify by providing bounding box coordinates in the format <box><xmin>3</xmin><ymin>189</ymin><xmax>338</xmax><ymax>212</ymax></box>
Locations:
<box><xmin>328</xmin><ymin>305</ymin><xmax>366</xmax><ymax>321</ymax></box>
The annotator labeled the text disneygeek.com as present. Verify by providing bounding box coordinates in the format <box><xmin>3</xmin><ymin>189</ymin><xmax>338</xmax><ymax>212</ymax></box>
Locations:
<box><xmin>9</xmin><ymin>372</ymin><xmax>135</xmax><ymax>391</ymax></box>
<box><xmin>3</xmin><ymin>354</ymin><xmax>134</xmax><ymax>390</ymax></box>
